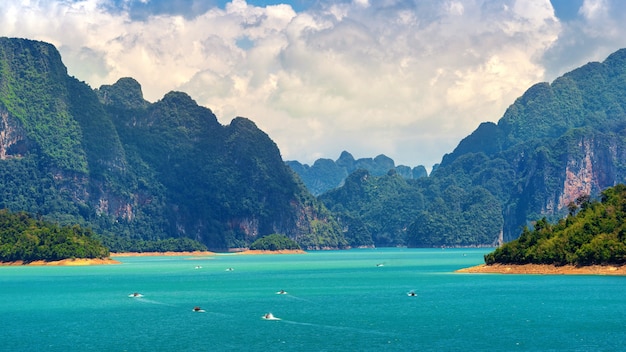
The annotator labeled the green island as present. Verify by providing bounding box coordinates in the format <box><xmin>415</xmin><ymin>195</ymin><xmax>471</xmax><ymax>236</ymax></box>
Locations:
<box><xmin>0</xmin><ymin>209</ymin><xmax>109</xmax><ymax>263</ymax></box>
<box><xmin>249</xmin><ymin>233</ymin><xmax>302</xmax><ymax>251</ymax></box>
<box><xmin>484</xmin><ymin>184</ymin><xmax>626</xmax><ymax>266</ymax></box>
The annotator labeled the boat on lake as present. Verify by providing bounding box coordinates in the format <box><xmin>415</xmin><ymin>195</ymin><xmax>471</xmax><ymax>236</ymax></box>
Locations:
<box><xmin>262</xmin><ymin>312</ymin><xmax>280</xmax><ymax>320</ymax></box>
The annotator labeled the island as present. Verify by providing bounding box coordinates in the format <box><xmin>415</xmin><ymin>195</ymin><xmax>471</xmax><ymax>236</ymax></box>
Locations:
<box><xmin>0</xmin><ymin>209</ymin><xmax>116</xmax><ymax>266</ymax></box>
<box><xmin>458</xmin><ymin>184</ymin><xmax>626</xmax><ymax>275</ymax></box>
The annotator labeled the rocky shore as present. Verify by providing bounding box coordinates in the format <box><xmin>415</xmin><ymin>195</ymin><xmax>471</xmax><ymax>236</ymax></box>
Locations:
<box><xmin>457</xmin><ymin>263</ymin><xmax>626</xmax><ymax>275</ymax></box>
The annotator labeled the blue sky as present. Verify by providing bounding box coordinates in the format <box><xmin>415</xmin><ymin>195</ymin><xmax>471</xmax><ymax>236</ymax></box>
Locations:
<box><xmin>2</xmin><ymin>0</ymin><xmax>626</xmax><ymax>169</ymax></box>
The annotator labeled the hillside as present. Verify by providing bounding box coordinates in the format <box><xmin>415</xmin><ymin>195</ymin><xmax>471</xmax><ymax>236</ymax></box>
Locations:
<box><xmin>320</xmin><ymin>48</ymin><xmax>626</xmax><ymax>247</ymax></box>
<box><xmin>0</xmin><ymin>37</ymin><xmax>345</xmax><ymax>251</ymax></box>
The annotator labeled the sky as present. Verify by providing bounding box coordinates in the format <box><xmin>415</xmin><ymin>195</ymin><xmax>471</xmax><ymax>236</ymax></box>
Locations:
<box><xmin>2</xmin><ymin>0</ymin><xmax>626</xmax><ymax>169</ymax></box>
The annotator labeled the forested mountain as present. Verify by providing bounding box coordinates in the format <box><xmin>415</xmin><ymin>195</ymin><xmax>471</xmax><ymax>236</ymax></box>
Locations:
<box><xmin>286</xmin><ymin>151</ymin><xmax>428</xmax><ymax>196</ymax></box>
<box><xmin>0</xmin><ymin>37</ymin><xmax>345</xmax><ymax>251</ymax></box>
<box><xmin>320</xmin><ymin>48</ymin><xmax>626</xmax><ymax>248</ymax></box>
<box><xmin>4</xmin><ymin>36</ymin><xmax>626</xmax><ymax>252</ymax></box>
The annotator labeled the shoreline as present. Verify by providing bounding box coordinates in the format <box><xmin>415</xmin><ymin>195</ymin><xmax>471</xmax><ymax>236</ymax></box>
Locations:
<box><xmin>457</xmin><ymin>263</ymin><xmax>626</xmax><ymax>275</ymax></box>
<box><xmin>234</xmin><ymin>249</ymin><xmax>306</xmax><ymax>255</ymax></box>
<box><xmin>110</xmin><ymin>251</ymin><xmax>216</xmax><ymax>257</ymax></box>
<box><xmin>110</xmin><ymin>249</ymin><xmax>305</xmax><ymax>256</ymax></box>
<box><xmin>0</xmin><ymin>257</ymin><xmax>121</xmax><ymax>266</ymax></box>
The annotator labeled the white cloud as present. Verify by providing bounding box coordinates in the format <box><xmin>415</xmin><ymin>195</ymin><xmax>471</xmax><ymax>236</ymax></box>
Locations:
<box><xmin>1</xmin><ymin>0</ymin><xmax>626</xmax><ymax>169</ymax></box>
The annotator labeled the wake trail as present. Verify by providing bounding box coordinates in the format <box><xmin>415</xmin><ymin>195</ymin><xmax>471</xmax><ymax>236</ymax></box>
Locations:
<box><xmin>279</xmin><ymin>319</ymin><xmax>394</xmax><ymax>337</ymax></box>
<box><xmin>132</xmin><ymin>297</ymin><xmax>177</xmax><ymax>307</ymax></box>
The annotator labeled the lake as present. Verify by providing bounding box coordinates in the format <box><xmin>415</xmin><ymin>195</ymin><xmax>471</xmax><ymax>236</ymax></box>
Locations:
<box><xmin>1</xmin><ymin>248</ymin><xmax>624</xmax><ymax>351</ymax></box>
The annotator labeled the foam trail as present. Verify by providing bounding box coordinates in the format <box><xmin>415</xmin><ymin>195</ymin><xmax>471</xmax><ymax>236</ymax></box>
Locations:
<box><xmin>132</xmin><ymin>297</ymin><xmax>177</xmax><ymax>307</ymax></box>
<box><xmin>279</xmin><ymin>319</ymin><xmax>393</xmax><ymax>337</ymax></box>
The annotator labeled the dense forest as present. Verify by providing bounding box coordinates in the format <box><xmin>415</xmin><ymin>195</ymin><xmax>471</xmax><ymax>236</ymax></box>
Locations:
<box><xmin>0</xmin><ymin>209</ymin><xmax>109</xmax><ymax>263</ymax></box>
<box><xmin>485</xmin><ymin>184</ymin><xmax>626</xmax><ymax>266</ymax></box>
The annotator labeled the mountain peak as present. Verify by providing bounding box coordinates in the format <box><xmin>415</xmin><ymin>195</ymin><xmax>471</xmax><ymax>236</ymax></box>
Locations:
<box><xmin>97</xmin><ymin>77</ymin><xmax>148</xmax><ymax>109</ymax></box>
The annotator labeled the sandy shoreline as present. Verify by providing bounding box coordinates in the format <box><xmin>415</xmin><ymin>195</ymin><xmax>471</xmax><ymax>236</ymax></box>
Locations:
<box><xmin>0</xmin><ymin>257</ymin><xmax>121</xmax><ymax>266</ymax></box>
<box><xmin>110</xmin><ymin>251</ymin><xmax>216</xmax><ymax>257</ymax></box>
<box><xmin>234</xmin><ymin>249</ymin><xmax>306</xmax><ymax>255</ymax></box>
<box><xmin>457</xmin><ymin>263</ymin><xmax>626</xmax><ymax>275</ymax></box>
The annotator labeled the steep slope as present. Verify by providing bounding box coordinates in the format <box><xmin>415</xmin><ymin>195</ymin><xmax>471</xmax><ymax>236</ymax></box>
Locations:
<box><xmin>98</xmin><ymin>78</ymin><xmax>346</xmax><ymax>250</ymax></box>
<box><xmin>0</xmin><ymin>37</ymin><xmax>345</xmax><ymax>251</ymax></box>
<box><xmin>436</xmin><ymin>48</ymin><xmax>626</xmax><ymax>242</ymax></box>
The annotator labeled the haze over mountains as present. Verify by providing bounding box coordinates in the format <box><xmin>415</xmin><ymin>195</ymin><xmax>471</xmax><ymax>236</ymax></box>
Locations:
<box><xmin>2</xmin><ymin>36</ymin><xmax>626</xmax><ymax>250</ymax></box>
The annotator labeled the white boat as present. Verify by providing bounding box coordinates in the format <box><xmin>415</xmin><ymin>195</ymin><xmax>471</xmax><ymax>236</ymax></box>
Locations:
<box><xmin>128</xmin><ymin>292</ymin><xmax>143</xmax><ymax>298</ymax></box>
<box><xmin>376</xmin><ymin>263</ymin><xmax>385</xmax><ymax>267</ymax></box>
<box><xmin>262</xmin><ymin>312</ymin><xmax>280</xmax><ymax>320</ymax></box>
<box><xmin>407</xmin><ymin>291</ymin><xmax>417</xmax><ymax>297</ymax></box>
<box><xmin>193</xmin><ymin>306</ymin><xmax>206</xmax><ymax>313</ymax></box>
<box><xmin>276</xmin><ymin>290</ymin><xmax>288</xmax><ymax>295</ymax></box>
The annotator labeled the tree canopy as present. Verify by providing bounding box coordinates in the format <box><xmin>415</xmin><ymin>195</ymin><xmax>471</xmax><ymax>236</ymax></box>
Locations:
<box><xmin>0</xmin><ymin>209</ymin><xmax>109</xmax><ymax>262</ymax></box>
<box><xmin>484</xmin><ymin>184</ymin><xmax>626</xmax><ymax>266</ymax></box>
<box><xmin>249</xmin><ymin>233</ymin><xmax>301</xmax><ymax>251</ymax></box>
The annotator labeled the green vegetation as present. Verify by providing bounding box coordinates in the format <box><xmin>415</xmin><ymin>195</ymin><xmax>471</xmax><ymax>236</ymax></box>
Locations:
<box><xmin>287</xmin><ymin>151</ymin><xmax>427</xmax><ymax>196</ymax></box>
<box><xmin>102</xmin><ymin>237</ymin><xmax>207</xmax><ymax>253</ymax></box>
<box><xmin>321</xmin><ymin>169</ymin><xmax>424</xmax><ymax>247</ymax></box>
<box><xmin>4</xmin><ymin>36</ymin><xmax>626</xmax><ymax>251</ymax></box>
<box><xmin>249</xmin><ymin>233</ymin><xmax>301</xmax><ymax>251</ymax></box>
<box><xmin>0</xmin><ymin>209</ymin><xmax>109</xmax><ymax>263</ymax></box>
<box><xmin>485</xmin><ymin>184</ymin><xmax>626</xmax><ymax>266</ymax></box>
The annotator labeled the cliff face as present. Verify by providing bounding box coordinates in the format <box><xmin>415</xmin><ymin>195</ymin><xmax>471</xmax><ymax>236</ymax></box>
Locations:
<box><xmin>0</xmin><ymin>107</ymin><xmax>28</xmax><ymax>159</ymax></box>
<box><xmin>0</xmin><ymin>37</ymin><xmax>344</xmax><ymax>251</ymax></box>
<box><xmin>437</xmin><ymin>48</ymin><xmax>626</xmax><ymax>242</ymax></box>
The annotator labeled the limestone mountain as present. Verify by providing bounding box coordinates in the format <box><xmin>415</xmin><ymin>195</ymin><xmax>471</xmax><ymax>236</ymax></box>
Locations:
<box><xmin>0</xmin><ymin>37</ymin><xmax>345</xmax><ymax>251</ymax></box>
<box><xmin>286</xmin><ymin>151</ymin><xmax>428</xmax><ymax>196</ymax></box>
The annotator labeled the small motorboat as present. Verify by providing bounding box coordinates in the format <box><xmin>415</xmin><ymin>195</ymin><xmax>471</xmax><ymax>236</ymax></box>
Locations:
<box><xmin>192</xmin><ymin>306</ymin><xmax>206</xmax><ymax>313</ymax></box>
<box><xmin>195</xmin><ymin>265</ymin><xmax>202</xmax><ymax>269</ymax></box>
<box><xmin>225</xmin><ymin>267</ymin><xmax>234</xmax><ymax>271</ymax></box>
<box><xmin>407</xmin><ymin>291</ymin><xmax>417</xmax><ymax>297</ymax></box>
<box><xmin>262</xmin><ymin>312</ymin><xmax>280</xmax><ymax>320</ymax></box>
<box><xmin>376</xmin><ymin>263</ymin><xmax>385</xmax><ymax>267</ymax></box>
<box><xmin>276</xmin><ymin>290</ymin><xmax>288</xmax><ymax>295</ymax></box>
<box><xmin>128</xmin><ymin>292</ymin><xmax>143</xmax><ymax>298</ymax></box>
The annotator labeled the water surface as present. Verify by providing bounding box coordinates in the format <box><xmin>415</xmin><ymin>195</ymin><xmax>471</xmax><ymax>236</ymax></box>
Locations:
<box><xmin>1</xmin><ymin>248</ymin><xmax>624</xmax><ymax>351</ymax></box>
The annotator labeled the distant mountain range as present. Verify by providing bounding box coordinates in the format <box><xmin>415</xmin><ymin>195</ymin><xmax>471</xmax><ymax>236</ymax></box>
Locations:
<box><xmin>286</xmin><ymin>151</ymin><xmax>429</xmax><ymax>196</ymax></box>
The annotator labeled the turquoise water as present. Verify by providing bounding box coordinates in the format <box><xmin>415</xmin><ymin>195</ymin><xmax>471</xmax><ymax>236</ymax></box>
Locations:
<box><xmin>1</xmin><ymin>248</ymin><xmax>625</xmax><ymax>351</ymax></box>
